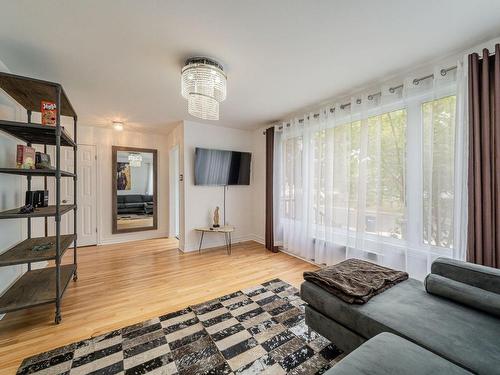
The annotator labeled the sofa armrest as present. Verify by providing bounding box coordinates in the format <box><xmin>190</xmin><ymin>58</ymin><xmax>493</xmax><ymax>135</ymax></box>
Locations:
<box><xmin>431</xmin><ymin>258</ymin><xmax>500</xmax><ymax>294</ymax></box>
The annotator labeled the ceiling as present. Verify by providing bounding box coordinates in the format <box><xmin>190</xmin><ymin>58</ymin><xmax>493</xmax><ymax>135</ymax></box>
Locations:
<box><xmin>1</xmin><ymin>1</ymin><xmax>500</xmax><ymax>133</ymax></box>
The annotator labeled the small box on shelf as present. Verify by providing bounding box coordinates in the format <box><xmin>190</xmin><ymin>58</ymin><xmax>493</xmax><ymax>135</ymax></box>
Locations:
<box><xmin>41</xmin><ymin>100</ymin><xmax>57</xmax><ymax>126</ymax></box>
<box><xmin>35</xmin><ymin>152</ymin><xmax>52</xmax><ymax>169</ymax></box>
<box><xmin>16</xmin><ymin>145</ymin><xmax>36</xmax><ymax>169</ymax></box>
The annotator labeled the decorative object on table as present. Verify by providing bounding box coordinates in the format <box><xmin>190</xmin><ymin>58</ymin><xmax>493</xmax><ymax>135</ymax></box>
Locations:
<box><xmin>17</xmin><ymin>279</ymin><xmax>341</xmax><ymax>375</ymax></box>
<box><xmin>18</xmin><ymin>204</ymin><xmax>34</xmax><ymax>214</ymax></box>
<box><xmin>34</xmin><ymin>190</ymin><xmax>49</xmax><ymax>208</ymax></box>
<box><xmin>35</xmin><ymin>152</ymin><xmax>52</xmax><ymax>169</ymax></box>
<box><xmin>41</xmin><ymin>100</ymin><xmax>57</xmax><ymax>126</ymax></box>
<box><xmin>16</xmin><ymin>145</ymin><xmax>36</xmax><ymax>169</ymax></box>
<box><xmin>117</xmin><ymin>162</ymin><xmax>131</xmax><ymax>190</ymax></box>
<box><xmin>32</xmin><ymin>242</ymin><xmax>54</xmax><ymax>252</ymax></box>
<box><xmin>213</xmin><ymin>206</ymin><xmax>220</xmax><ymax>228</ymax></box>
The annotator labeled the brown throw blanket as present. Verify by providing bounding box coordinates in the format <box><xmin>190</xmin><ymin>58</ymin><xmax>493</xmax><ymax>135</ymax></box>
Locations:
<box><xmin>303</xmin><ymin>258</ymin><xmax>408</xmax><ymax>304</ymax></box>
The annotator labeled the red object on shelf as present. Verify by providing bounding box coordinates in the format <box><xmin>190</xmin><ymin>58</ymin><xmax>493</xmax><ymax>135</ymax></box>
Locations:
<box><xmin>41</xmin><ymin>100</ymin><xmax>57</xmax><ymax>126</ymax></box>
<box><xmin>16</xmin><ymin>145</ymin><xmax>36</xmax><ymax>169</ymax></box>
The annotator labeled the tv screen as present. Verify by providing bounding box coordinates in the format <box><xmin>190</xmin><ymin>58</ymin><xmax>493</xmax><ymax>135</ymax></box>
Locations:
<box><xmin>195</xmin><ymin>148</ymin><xmax>251</xmax><ymax>186</ymax></box>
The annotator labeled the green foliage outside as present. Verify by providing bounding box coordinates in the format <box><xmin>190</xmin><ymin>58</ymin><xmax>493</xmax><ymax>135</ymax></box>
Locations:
<box><xmin>282</xmin><ymin>95</ymin><xmax>456</xmax><ymax>248</ymax></box>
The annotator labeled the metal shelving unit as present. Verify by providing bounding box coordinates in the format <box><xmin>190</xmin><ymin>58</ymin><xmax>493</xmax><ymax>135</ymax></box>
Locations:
<box><xmin>0</xmin><ymin>72</ymin><xmax>78</xmax><ymax>324</ymax></box>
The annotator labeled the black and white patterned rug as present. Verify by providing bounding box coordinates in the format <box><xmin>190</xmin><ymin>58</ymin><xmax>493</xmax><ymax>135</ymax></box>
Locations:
<box><xmin>17</xmin><ymin>279</ymin><xmax>343</xmax><ymax>374</ymax></box>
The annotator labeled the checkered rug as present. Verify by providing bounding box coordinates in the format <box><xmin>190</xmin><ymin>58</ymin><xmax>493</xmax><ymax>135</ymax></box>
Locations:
<box><xmin>17</xmin><ymin>279</ymin><xmax>343</xmax><ymax>374</ymax></box>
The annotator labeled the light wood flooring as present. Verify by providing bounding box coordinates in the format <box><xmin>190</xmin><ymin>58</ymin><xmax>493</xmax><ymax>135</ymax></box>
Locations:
<box><xmin>117</xmin><ymin>216</ymin><xmax>154</xmax><ymax>230</ymax></box>
<box><xmin>0</xmin><ymin>238</ymin><xmax>318</xmax><ymax>374</ymax></box>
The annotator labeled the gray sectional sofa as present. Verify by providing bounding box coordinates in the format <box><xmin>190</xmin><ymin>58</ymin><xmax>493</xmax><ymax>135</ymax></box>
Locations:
<box><xmin>117</xmin><ymin>194</ymin><xmax>153</xmax><ymax>215</ymax></box>
<box><xmin>301</xmin><ymin>258</ymin><xmax>500</xmax><ymax>374</ymax></box>
<box><xmin>326</xmin><ymin>332</ymin><xmax>473</xmax><ymax>375</ymax></box>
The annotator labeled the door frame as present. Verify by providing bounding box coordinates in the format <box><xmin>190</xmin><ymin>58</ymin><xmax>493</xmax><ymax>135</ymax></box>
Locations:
<box><xmin>169</xmin><ymin>145</ymin><xmax>180</xmax><ymax>238</ymax></box>
<box><xmin>78</xmin><ymin>143</ymin><xmax>98</xmax><ymax>246</ymax></box>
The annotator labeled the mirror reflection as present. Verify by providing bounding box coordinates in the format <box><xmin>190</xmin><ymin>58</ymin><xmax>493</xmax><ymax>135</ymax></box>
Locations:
<box><xmin>113</xmin><ymin>147</ymin><xmax>157</xmax><ymax>233</ymax></box>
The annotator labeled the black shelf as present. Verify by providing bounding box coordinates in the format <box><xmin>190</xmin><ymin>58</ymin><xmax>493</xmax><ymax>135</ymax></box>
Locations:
<box><xmin>0</xmin><ymin>72</ymin><xmax>76</xmax><ymax>117</ymax></box>
<box><xmin>0</xmin><ymin>168</ymin><xmax>75</xmax><ymax>177</ymax></box>
<box><xmin>0</xmin><ymin>71</ymin><xmax>78</xmax><ymax>324</ymax></box>
<box><xmin>0</xmin><ymin>119</ymin><xmax>76</xmax><ymax>147</ymax></box>
<box><xmin>0</xmin><ymin>205</ymin><xmax>76</xmax><ymax>219</ymax></box>
<box><xmin>0</xmin><ymin>264</ymin><xmax>76</xmax><ymax>314</ymax></box>
<box><xmin>0</xmin><ymin>235</ymin><xmax>76</xmax><ymax>266</ymax></box>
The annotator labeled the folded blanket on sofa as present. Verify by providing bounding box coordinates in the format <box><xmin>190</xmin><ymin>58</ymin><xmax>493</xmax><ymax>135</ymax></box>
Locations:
<box><xmin>303</xmin><ymin>258</ymin><xmax>408</xmax><ymax>304</ymax></box>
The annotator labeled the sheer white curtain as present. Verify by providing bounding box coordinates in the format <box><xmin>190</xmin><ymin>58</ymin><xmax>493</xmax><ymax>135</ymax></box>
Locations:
<box><xmin>275</xmin><ymin>62</ymin><xmax>468</xmax><ymax>279</ymax></box>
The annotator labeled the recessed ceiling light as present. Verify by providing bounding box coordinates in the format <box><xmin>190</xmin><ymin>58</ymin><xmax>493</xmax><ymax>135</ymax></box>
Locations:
<box><xmin>113</xmin><ymin>121</ymin><xmax>124</xmax><ymax>131</ymax></box>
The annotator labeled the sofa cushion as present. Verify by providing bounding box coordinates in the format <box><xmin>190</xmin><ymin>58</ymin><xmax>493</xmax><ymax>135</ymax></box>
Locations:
<box><xmin>425</xmin><ymin>273</ymin><xmax>500</xmax><ymax>318</ymax></box>
<box><xmin>325</xmin><ymin>332</ymin><xmax>472</xmax><ymax>375</ymax></box>
<box><xmin>301</xmin><ymin>279</ymin><xmax>500</xmax><ymax>374</ymax></box>
<box><xmin>124</xmin><ymin>195</ymin><xmax>144</xmax><ymax>204</ymax></box>
<box><xmin>432</xmin><ymin>257</ymin><xmax>500</xmax><ymax>294</ymax></box>
<box><xmin>123</xmin><ymin>203</ymin><xmax>145</xmax><ymax>208</ymax></box>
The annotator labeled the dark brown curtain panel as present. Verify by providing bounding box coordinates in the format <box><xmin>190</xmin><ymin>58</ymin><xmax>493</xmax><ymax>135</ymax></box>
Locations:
<box><xmin>467</xmin><ymin>44</ymin><xmax>500</xmax><ymax>268</ymax></box>
<box><xmin>265</xmin><ymin>127</ymin><xmax>277</xmax><ymax>252</ymax></box>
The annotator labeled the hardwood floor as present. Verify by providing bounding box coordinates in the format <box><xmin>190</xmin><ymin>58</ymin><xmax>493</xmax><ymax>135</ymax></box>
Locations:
<box><xmin>0</xmin><ymin>238</ymin><xmax>318</xmax><ymax>374</ymax></box>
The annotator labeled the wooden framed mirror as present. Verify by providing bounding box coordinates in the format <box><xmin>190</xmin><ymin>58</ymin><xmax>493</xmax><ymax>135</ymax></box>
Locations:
<box><xmin>112</xmin><ymin>146</ymin><xmax>158</xmax><ymax>234</ymax></box>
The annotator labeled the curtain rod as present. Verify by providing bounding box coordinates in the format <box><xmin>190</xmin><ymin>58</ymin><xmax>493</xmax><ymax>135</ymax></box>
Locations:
<box><xmin>263</xmin><ymin>65</ymin><xmax>457</xmax><ymax>135</ymax></box>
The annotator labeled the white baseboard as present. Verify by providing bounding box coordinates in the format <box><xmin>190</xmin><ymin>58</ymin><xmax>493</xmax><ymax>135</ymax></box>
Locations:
<box><xmin>182</xmin><ymin>233</ymin><xmax>260</xmax><ymax>253</ymax></box>
<box><xmin>249</xmin><ymin>234</ymin><xmax>265</xmax><ymax>244</ymax></box>
<box><xmin>279</xmin><ymin>248</ymin><xmax>320</xmax><ymax>267</ymax></box>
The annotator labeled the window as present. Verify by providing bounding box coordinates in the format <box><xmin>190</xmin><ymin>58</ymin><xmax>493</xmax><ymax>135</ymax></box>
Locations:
<box><xmin>422</xmin><ymin>95</ymin><xmax>457</xmax><ymax>248</ymax></box>
<box><xmin>279</xmin><ymin>96</ymin><xmax>457</xmax><ymax>250</ymax></box>
<box><xmin>314</xmin><ymin>122</ymin><xmax>353</xmax><ymax>229</ymax></box>
<box><xmin>363</xmin><ymin>109</ymin><xmax>407</xmax><ymax>239</ymax></box>
<box><xmin>277</xmin><ymin>68</ymin><xmax>462</xmax><ymax>278</ymax></box>
<box><xmin>309</xmin><ymin>109</ymin><xmax>406</xmax><ymax>240</ymax></box>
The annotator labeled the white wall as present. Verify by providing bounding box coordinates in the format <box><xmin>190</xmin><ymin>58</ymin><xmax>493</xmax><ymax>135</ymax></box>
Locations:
<box><xmin>0</xmin><ymin>66</ymin><xmax>25</xmax><ymax>318</ymax></box>
<box><xmin>166</xmin><ymin>123</ymin><xmax>184</xmax><ymax>245</ymax></box>
<box><xmin>181</xmin><ymin>121</ymin><xmax>258</xmax><ymax>251</ymax></box>
<box><xmin>78</xmin><ymin>125</ymin><xmax>174</xmax><ymax>245</ymax></box>
<box><xmin>0</xmin><ymin>60</ymin><xmax>46</xmax><ymax>319</ymax></box>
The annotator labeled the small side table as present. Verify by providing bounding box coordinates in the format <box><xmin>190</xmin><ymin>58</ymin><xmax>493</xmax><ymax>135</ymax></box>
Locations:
<box><xmin>195</xmin><ymin>226</ymin><xmax>234</xmax><ymax>255</ymax></box>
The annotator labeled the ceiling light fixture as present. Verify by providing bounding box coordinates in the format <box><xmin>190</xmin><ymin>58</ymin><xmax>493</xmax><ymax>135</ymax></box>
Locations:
<box><xmin>181</xmin><ymin>57</ymin><xmax>227</xmax><ymax>121</ymax></box>
<box><xmin>128</xmin><ymin>153</ymin><xmax>142</xmax><ymax>167</ymax></box>
<box><xmin>113</xmin><ymin>121</ymin><xmax>124</xmax><ymax>131</ymax></box>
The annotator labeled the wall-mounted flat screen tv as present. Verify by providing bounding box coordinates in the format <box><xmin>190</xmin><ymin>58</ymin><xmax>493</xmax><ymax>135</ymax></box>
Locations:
<box><xmin>195</xmin><ymin>147</ymin><xmax>251</xmax><ymax>186</ymax></box>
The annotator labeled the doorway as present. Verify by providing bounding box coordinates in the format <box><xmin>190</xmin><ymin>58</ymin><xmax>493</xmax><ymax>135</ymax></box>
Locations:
<box><xmin>77</xmin><ymin>144</ymin><xmax>97</xmax><ymax>246</ymax></box>
<box><xmin>169</xmin><ymin>145</ymin><xmax>180</xmax><ymax>238</ymax></box>
<box><xmin>46</xmin><ymin>144</ymin><xmax>97</xmax><ymax>246</ymax></box>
